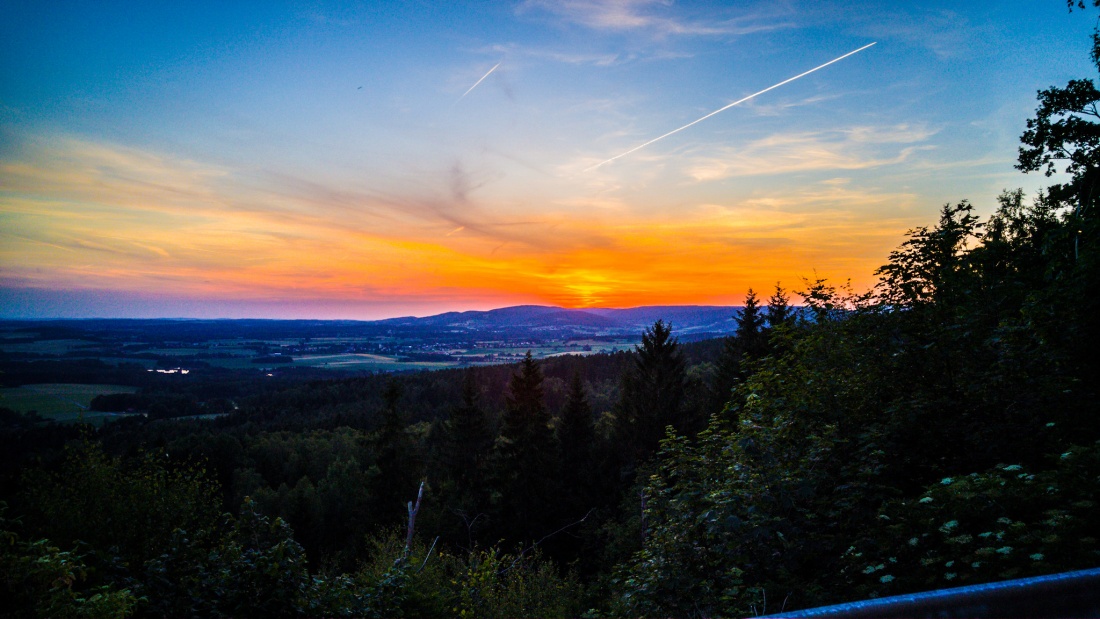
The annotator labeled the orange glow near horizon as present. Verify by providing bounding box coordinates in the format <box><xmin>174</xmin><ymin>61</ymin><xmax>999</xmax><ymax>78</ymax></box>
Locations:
<box><xmin>1</xmin><ymin>135</ymin><xmax>927</xmax><ymax>317</ymax></box>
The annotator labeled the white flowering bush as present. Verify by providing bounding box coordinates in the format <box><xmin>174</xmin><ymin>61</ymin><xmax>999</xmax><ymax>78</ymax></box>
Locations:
<box><xmin>841</xmin><ymin>442</ymin><xmax>1100</xmax><ymax>598</ymax></box>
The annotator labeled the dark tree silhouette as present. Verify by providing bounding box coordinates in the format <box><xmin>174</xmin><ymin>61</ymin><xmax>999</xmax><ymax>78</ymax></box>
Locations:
<box><xmin>558</xmin><ymin>371</ymin><xmax>595</xmax><ymax>472</ymax></box>
<box><xmin>493</xmin><ymin>352</ymin><xmax>561</xmax><ymax>542</ymax></box>
<box><xmin>615</xmin><ymin>320</ymin><xmax>689</xmax><ymax>461</ymax></box>
<box><xmin>440</xmin><ymin>369</ymin><xmax>494</xmax><ymax>514</ymax></box>
<box><xmin>735</xmin><ymin>288</ymin><xmax>768</xmax><ymax>359</ymax></box>
<box><xmin>373</xmin><ymin>378</ymin><xmax>419</xmax><ymax>523</ymax></box>
<box><xmin>766</xmin><ymin>282</ymin><xmax>794</xmax><ymax>329</ymax></box>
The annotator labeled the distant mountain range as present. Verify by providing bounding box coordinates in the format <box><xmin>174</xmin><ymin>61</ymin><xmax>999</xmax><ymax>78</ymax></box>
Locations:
<box><xmin>376</xmin><ymin>304</ymin><xmax>744</xmax><ymax>336</ymax></box>
<box><xmin>0</xmin><ymin>305</ymin><xmax>749</xmax><ymax>345</ymax></box>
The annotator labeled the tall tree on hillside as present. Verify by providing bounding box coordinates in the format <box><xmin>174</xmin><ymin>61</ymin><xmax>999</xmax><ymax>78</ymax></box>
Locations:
<box><xmin>711</xmin><ymin>289</ymin><xmax>772</xmax><ymax>417</ymax></box>
<box><xmin>493</xmin><ymin>352</ymin><xmax>560</xmax><ymax>542</ymax></box>
<box><xmin>440</xmin><ymin>370</ymin><xmax>495</xmax><ymax>514</ymax></box>
<box><xmin>615</xmin><ymin>320</ymin><xmax>690</xmax><ymax>461</ymax></box>
<box><xmin>1018</xmin><ymin>0</ymin><xmax>1100</xmax><ymax>394</ymax></box>
<box><xmin>373</xmin><ymin>379</ymin><xmax>418</xmax><ymax>524</ymax></box>
<box><xmin>766</xmin><ymin>282</ymin><xmax>794</xmax><ymax>329</ymax></box>
<box><xmin>1014</xmin><ymin>0</ymin><xmax>1100</xmax><ymax>435</ymax></box>
<box><xmin>710</xmin><ymin>336</ymin><xmax>743</xmax><ymax>417</ymax></box>
<box><xmin>380</xmin><ymin>379</ymin><xmax>404</xmax><ymax>437</ymax></box>
<box><xmin>875</xmin><ymin>202</ymin><xmax>982</xmax><ymax>310</ymax></box>
<box><xmin>735</xmin><ymin>288</ymin><xmax>768</xmax><ymax>359</ymax></box>
<box><xmin>558</xmin><ymin>371</ymin><xmax>595</xmax><ymax>472</ymax></box>
<box><xmin>1018</xmin><ymin>3</ymin><xmax>1100</xmax><ymax>226</ymax></box>
<box><xmin>554</xmin><ymin>370</ymin><xmax>604</xmax><ymax>563</ymax></box>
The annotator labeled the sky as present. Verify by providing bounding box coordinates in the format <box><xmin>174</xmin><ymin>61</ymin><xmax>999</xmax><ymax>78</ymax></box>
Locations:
<box><xmin>0</xmin><ymin>0</ymin><xmax>1095</xmax><ymax>319</ymax></box>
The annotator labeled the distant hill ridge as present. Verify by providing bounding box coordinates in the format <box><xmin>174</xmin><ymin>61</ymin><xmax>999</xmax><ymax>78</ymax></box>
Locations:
<box><xmin>375</xmin><ymin>304</ymin><xmax>744</xmax><ymax>334</ymax></box>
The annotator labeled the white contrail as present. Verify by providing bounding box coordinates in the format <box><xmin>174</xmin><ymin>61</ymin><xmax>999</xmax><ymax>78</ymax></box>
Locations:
<box><xmin>456</xmin><ymin>62</ymin><xmax>501</xmax><ymax>103</ymax></box>
<box><xmin>585</xmin><ymin>42</ymin><xmax>876</xmax><ymax>171</ymax></box>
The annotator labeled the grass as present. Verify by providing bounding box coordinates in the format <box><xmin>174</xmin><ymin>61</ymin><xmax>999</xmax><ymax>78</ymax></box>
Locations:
<box><xmin>99</xmin><ymin>357</ymin><xmax>158</xmax><ymax>369</ymax></box>
<box><xmin>202</xmin><ymin>353</ymin><xmax>457</xmax><ymax>372</ymax></box>
<box><xmin>294</xmin><ymin>354</ymin><xmax>457</xmax><ymax>372</ymax></box>
<box><xmin>0</xmin><ymin>383</ymin><xmax>138</xmax><ymax>421</ymax></box>
<box><xmin>0</xmin><ymin>339</ymin><xmax>100</xmax><ymax>355</ymax></box>
<box><xmin>141</xmin><ymin>347</ymin><xmax>211</xmax><ymax>355</ymax></box>
<box><xmin>203</xmin><ymin>357</ymin><xmax>266</xmax><ymax>369</ymax></box>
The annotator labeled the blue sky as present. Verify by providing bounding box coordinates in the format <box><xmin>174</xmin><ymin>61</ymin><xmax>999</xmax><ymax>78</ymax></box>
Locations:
<box><xmin>0</xmin><ymin>1</ymin><xmax>1095</xmax><ymax>318</ymax></box>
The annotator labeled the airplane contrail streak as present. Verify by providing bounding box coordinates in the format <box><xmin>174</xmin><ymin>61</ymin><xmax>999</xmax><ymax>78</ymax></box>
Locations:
<box><xmin>456</xmin><ymin>62</ymin><xmax>501</xmax><ymax>103</ymax></box>
<box><xmin>585</xmin><ymin>42</ymin><xmax>876</xmax><ymax>171</ymax></box>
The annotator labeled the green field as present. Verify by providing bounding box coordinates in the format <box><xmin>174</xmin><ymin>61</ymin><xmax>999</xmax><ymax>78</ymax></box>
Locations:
<box><xmin>99</xmin><ymin>357</ymin><xmax>158</xmax><ymax>369</ymax></box>
<box><xmin>294</xmin><ymin>354</ymin><xmax>456</xmax><ymax>372</ymax></box>
<box><xmin>202</xmin><ymin>357</ymin><xmax>267</xmax><ymax>369</ymax></box>
<box><xmin>142</xmin><ymin>347</ymin><xmax>211</xmax><ymax>355</ymax></box>
<box><xmin>0</xmin><ymin>339</ymin><xmax>100</xmax><ymax>355</ymax></box>
<box><xmin>0</xmin><ymin>383</ymin><xmax>138</xmax><ymax>422</ymax></box>
<box><xmin>201</xmin><ymin>353</ymin><xmax>457</xmax><ymax>372</ymax></box>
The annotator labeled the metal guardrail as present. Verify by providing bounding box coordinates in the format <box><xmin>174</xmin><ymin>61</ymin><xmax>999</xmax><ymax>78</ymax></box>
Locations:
<box><xmin>762</xmin><ymin>567</ymin><xmax>1100</xmax><ymax>618</ymax></box>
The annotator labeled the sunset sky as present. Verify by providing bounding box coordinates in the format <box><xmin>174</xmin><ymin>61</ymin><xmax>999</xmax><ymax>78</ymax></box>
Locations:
<box><xmin>1</xmin><ymin>1</ymin><xmax>1093</xmax><ymax>319</ymax></box>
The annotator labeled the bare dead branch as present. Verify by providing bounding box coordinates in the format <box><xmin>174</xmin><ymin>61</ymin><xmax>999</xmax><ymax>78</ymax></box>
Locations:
<box><xmin>500</xmin><ymin>508</ymin><xmax>596</xmax><ymax>575</ymax></box>
<box><xmin>416</xmin><ymin>535</ymin><xmax>440</xmax><ymax>574</ymax></box>
<box><xmin>453</xmin><ymin>510</ymin><xmax>488</xmax><ymax>553</ymax></box>
<box><xmin>405</xmin><ymin>480</ymin><xmax>425</xmax><ymax>555</ymax></box>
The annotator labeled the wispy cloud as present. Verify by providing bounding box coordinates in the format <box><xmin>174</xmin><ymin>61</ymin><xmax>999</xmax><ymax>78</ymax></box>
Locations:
<box><xmin>742</xmin><ymin>93</ymin><xmax>845</xmax><ymax>117</ymax></box>
<box><xmin>517</xmin><ymin>0</ymin><xmax>793</xmax><ymax>38</ymax></box>
<box><xmin>0</xmin><ymin>135</ymin><xmax>609</xmax><ymax>291</ymax></box>
<box><xmin>858</xmin><ymin>8</ymin><xmax>982</xmax><ymax>59</ymax></box>
<box><xmin>683</xmin><ymin>124</ymin><xmax>937</xmax><ymax>181</ymax></box>
<box><xmin>0</xmin><ymin>132</ymin><xmax>931</xmax><ymax>310</ymax></box>
<box><xmin>475</xmin><ymin>42</ymin><xmax>626</xmax><ymax>67</ymax></box>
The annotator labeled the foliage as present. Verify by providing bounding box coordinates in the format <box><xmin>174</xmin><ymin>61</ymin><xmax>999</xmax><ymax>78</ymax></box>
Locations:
<box><xmin>612</xmin><ymin>172</ymin><xmax>1100</xmax><ymax>615</ymax></box>
<box><xmin>0</xmin><ymin>508</ymin><xmax>139</xmax><ymax>619</ymax></box>
<box><xmin>615</xmin><ymin>320</ymin><xmax>692</xmax><ymax>461</ymax></box>
<box><xmin>492</xmin><ymin>352</ymin><xmax>561</xmax><ymax>543</ymax></box>
<box><xmin>734</xmin><ymin>288</ymin><xmax>767</xmax><ymax>358</ymax></box>
<box><xmin>611</xmin><ymin>406</ymin><xmax>841</xmax><ymax>616</ymax></box>
<box><xmin>449</xmin><ymin>547</ymin><xmax>581</xmax><ymax>619</ymax></box>
<box><xmin>429</xmin><ymin>369</ymin><xmax>496</xmax><ymax>545</ymax></box>
<box><xmin>21</xmin><ymin>440</ymin><xmax>223</xmax><ymax>571</ymax></box>
<box><xmin>874</xmin><ymin>202</ymin><xmax>982</xmax><ymax>309</ymax></box>
<box><xmin>558</xmin><ymin>371</ymin><xmax>595</xmax><ymax>468</ymax></box>
<box><xmin>352</xmin><ymin>531</ymin><xmax>581</xmax><ymax>619</ymax></box>
<box><xmin>1017</xmin><ymin>11</ymin><xmax>1100</xmax><ymax>212</ymax></box>
<box><xmin>844</xmin><ymin>441</ymin><xmax>1100</xmax><ymax>597</ymax></box>
<box><xmin>766</xmin><ymin>283</ymin><xmax>794</xmax><ymax>329</ymax></box>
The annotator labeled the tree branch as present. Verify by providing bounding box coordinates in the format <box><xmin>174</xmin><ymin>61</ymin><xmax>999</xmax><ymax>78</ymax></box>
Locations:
<box><xmin>415</xmin><ymin>536</ymin><xmax>440</xmax><ymax>574</ymax></box>
<box><xmin>405</xmin><ymin>480</ymin><xmax>425</xmax><ymax>555</ymax></box>
<box><xmin>500</xmin><ymin>509</ymin><xmax>595</xmax><ymax>574</ymax></box>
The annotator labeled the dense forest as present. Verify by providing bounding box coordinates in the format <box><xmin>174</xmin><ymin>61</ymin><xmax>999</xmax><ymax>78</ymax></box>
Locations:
<box><xmin>4</xmin><ymin>5</ymin><xmax>1100</xmax><ymax>618</ymax></box>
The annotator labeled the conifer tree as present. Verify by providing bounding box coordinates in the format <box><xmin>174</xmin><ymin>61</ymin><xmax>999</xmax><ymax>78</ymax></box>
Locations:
<box><xmin>711</xmin><ymin>289</ymin><xmax>776</xmax><ymax>416</ymax></box>
<box><xmin>493</xmin><ymin>352</ymin><xmax>560</xmax><ymax>542</ymax></box>
<box><xmin>558</xmin><ymin>371</ymin><xmax>595</xmax><ymax>469</ymax></box>
<box><xmin>442</xmin><ymin>369</ymin><xmax>494</xmax><ymax>510</ymax></box>
<box><xmin>373</xmin><ymin>379</ymin><xmax>418</xmax><ymax>523</ymax></box>
<box><xmin>615</xmin><ymin>320</ymin><xmax>689</xmax><ymax>461</ymax></box>
<box><xmin>555</xmin><ymin>371</ymin><xmax>603</xmax><ymax>558</ymax></box>
<box><xmin>380</xmin><ymin>379</ymin><xmax>404</xmax><ymax>438</ymax></box>
<box><xmin>710</xmin><ymin>336</ymin><xmax>743</xmax><ymax>417</ymax></box>
<box><xmin>735</xmin><ymin>288</ymin><xmax>767</xmax><ymax>358</ymax></box>
<box><xmin>501</xmin><ymin>352</ymin><xmax>551</xmax><ymax>443</ymax></box>
<box><xmin>766</xmin><ymin>282</ymin><xmax>794</xmax><ymax>329</ymax></box>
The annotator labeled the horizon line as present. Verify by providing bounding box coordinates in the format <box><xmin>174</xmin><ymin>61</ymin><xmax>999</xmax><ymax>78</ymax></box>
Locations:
<box><xmin>0</xmin><ymin>301</ymin><xmax>774</xmax><ymax>323</ymax></box>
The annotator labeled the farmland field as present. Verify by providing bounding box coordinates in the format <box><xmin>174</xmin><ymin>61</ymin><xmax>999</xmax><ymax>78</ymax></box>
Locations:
<box><xmin>0</xmin><ymin>339</ymin><xmax>100</xmax><ymax>355</ymax></box>
<box><xmin>0</xmin><ymin>383</ymin><xmax>139</xmax><ymax>423</ymax></box>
